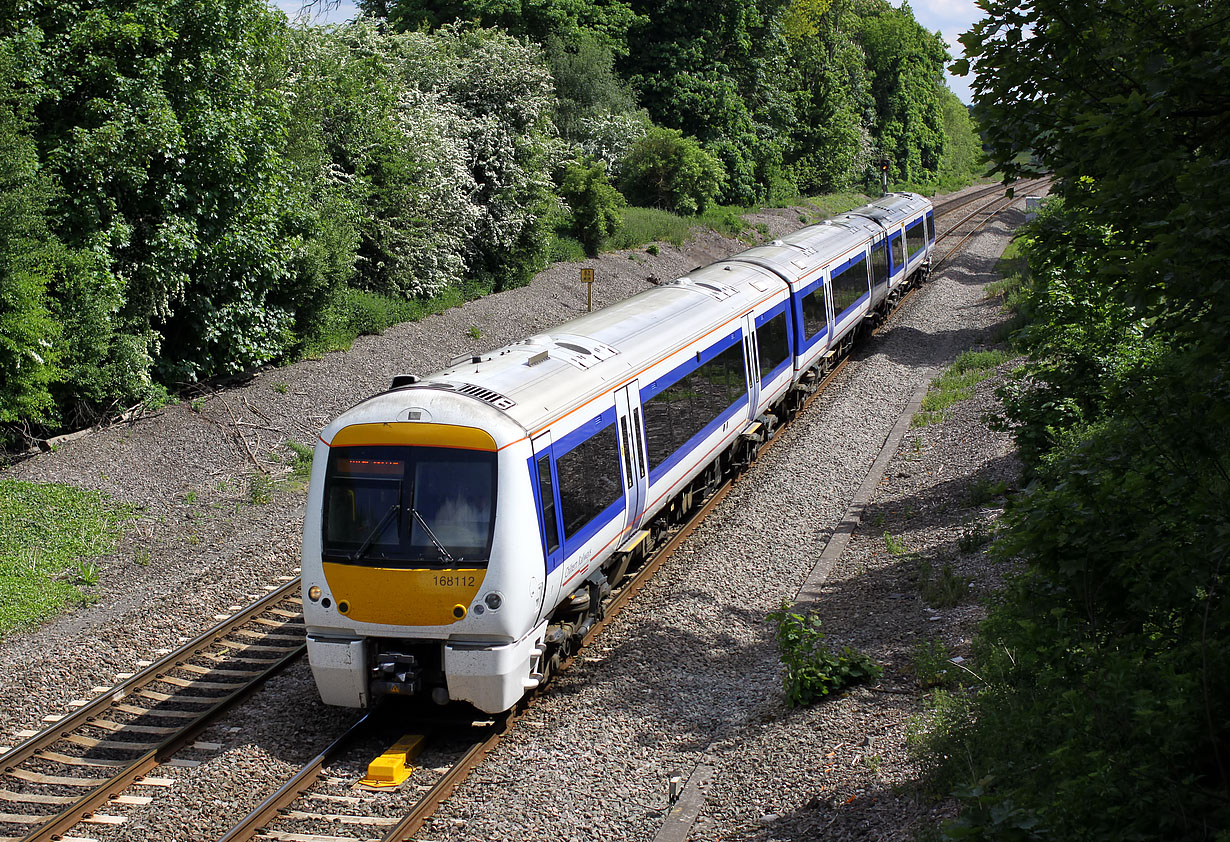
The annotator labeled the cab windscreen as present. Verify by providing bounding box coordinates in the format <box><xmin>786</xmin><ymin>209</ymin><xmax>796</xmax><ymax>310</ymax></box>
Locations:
<box><xmin>322</xmin><ymin>445</ymin><xmax>496</xmax><ymax>566</ymax></box>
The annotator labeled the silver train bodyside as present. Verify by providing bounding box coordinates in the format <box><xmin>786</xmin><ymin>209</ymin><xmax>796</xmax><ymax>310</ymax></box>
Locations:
<box><xmin>301</xmin><ymin>193</ymin><xmax>935</xmax><ymax>713</ymax></box>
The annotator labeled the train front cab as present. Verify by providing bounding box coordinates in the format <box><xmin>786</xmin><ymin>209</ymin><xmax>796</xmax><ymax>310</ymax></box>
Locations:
<box><xmin>303</xmin><ymin>405</ymin><xmax>552</xmax><ymax>715</ymax></box>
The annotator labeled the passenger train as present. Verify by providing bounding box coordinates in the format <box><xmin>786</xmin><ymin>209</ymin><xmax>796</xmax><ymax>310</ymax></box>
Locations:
<box><xmin>301</xmin><ymin>193</ymin><xmax>935</xmax><ymax>713</ymax></box>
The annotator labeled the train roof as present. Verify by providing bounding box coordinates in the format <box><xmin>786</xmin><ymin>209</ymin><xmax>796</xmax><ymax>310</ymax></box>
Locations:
<box><xmin>335</xmin><ymin>193</ymin><xmax>932</xmax><ymax>441</ymax></box>
<box><xmin>724</xmin><ymin>193</ymin><xmax>929</xmax><ymax>283</ymax></box>
<box><xmin>411</xmin><ymin>258</ymin><xmax>787</xmax><ymax>434</ymax></box>
<box><xmin>848</xmin><ymin>192</ymin><xmax>932</xmax><ymax>226</ymax></box>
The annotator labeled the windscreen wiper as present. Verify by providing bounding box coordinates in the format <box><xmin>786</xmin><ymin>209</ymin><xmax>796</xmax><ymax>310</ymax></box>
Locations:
<box><xmin>350</xmin><ymin>504</ymin><xmax>399</xmax><ymax>562</ymax></box>
<box><xmin>409</xmin><ymin>507</ymin><xmax>457</xmax><ymax>564</ymax></box>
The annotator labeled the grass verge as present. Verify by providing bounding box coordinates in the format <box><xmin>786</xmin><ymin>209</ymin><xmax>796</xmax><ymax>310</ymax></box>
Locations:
<box><xmin>913</xmin><ymin>349</ymin><xmax>1013</xmax><ymax>427</ymax></box>
<box><xmin>0</xmin><ymin>480</ymin><xmax>137</xmax><ymax>637</ymax></box>
<box><xmin>985</xmin><ymin>237</ymin><xmax>1031</xmax><ymax>341</ymax></box>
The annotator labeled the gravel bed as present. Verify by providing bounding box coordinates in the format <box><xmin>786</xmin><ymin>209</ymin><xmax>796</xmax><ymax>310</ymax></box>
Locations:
<box><xmin>690</xmin><ymin>358</ymin><xmax>1022</xmax><ymax>842</ymax></box>
<box><xmin>0</xmin><ymin>182</ymin><xmax>1015</xmax><ymax>841</ymax></box>
<box><xmin>403</xmin><ymin>205</ymin><xmax>1029</xmax><ymax>842</ymax></box>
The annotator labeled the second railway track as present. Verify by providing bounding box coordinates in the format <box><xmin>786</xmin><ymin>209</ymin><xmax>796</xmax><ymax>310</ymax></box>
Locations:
<box><xmin>0</xmin><ymin>581</ymin><xmax>305</xmax><ymax>842</ymax></box>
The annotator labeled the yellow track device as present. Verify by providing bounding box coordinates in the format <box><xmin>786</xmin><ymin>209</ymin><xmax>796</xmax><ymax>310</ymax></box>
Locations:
<box><xmin>358</xmin><ymin>734</ymin><xmax>426</xmax><ymax>789</ymax></box>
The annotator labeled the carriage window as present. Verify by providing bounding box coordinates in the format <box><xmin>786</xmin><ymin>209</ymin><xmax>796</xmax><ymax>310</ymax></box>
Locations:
<box><xmin>891</xmin><ymin>231</ymin><xmax>905</xmax><ymax>270</ymax></box>
<box><xmin>556</xmin><ymin>420</ymin><xmax>621</xmax><ymax>541</ymax></box>
<box><xmin>830</xmin><ymin>256</ymin><xmax>869</xmax><ymax>316</ymax></box>
<box><xmin>802</xmin><ymin>284</ymin><xmax>826</xmax><ymax>340</ymax></box>
<box><xmin>642</xmin><ymin>340</ymin><xmax>747</xmax><ymax>473</ymax></box>
<box><xmin>906</xmin><ymin>220</ymin><xmax>926</xmax><ymax>258</ymax></box>
<box><xmin>757</xmin><ymin>311</ymin><xmax>790</xmax><ymax>381</ymax></box>
<box><xmin>871</xmin><ymin>241</ymin><xmax>888</xmax><ymax>288</ymax></box>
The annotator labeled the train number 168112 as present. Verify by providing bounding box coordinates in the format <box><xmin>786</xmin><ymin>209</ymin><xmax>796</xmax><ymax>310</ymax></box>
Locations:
<box><xmin>433</xmin><ymin>575</ymin><xmax>476</xmax><ymax>588</ymax></box>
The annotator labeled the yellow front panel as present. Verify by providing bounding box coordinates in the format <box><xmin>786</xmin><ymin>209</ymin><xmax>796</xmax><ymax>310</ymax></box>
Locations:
<box><xmin>321</xmin><ymin>562</ymin><xmax>486</xmax><ymax>626</ymax></box>
<box><xmin>330</xmin><ymin>422</ymin><xmax>497</xmax><ymax>451</ymax></box>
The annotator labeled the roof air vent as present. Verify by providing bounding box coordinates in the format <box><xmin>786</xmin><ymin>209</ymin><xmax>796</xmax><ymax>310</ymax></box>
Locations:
<box><xmin>456</xmin><ymin>383</ymin><xmax>516</xmax><ymax>411</ymax></box>
<box><xmin>546</xmin><ymin>334</ymin><xmax>620</xmax><ymax>369</ymax></box>
<box><xmin>693</xmin><ymin>281</ymin><xmax>737</xmax><ymax>300</ymax></box>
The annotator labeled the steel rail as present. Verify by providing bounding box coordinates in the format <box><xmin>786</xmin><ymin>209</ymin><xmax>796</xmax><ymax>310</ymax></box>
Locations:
<box><xmin>934</xmin><ymin>185</ymin><xmax>1041</xmax><ymax>270</ymax></box>
<box><xmin>932</xmin><ymin>178</ymin><xmax>1046</xmax><ymax>222</ymax></box>
<box><xmin>1</xmin><ymin>578</ymin><xmax>306</xmax><ymax>842</ymax></box>
<box><xmin>932</xmin><ymin>182</ymin><xmax>1007</xmax><ymax>218</ymax></box>
<box><xmin>377</xmin><ymin>717</ymin><xmax>512</xmax><ymax>842</ymax></box>
<box><xmin>215</xmin><ymin>711</ymin><xmax>374</xmax><ymax>842</ymax></box>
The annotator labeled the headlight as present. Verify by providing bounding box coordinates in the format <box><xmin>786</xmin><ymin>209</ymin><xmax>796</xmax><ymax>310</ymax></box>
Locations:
<box><xmin>484</xmin><ymin>592</ymin><xmax>503</xmax><ymax>611</ymax></box>
<box><xmin>308</xmin><ymin>586</ymin><xmax>322</xmax><ymax>602</ymax></box>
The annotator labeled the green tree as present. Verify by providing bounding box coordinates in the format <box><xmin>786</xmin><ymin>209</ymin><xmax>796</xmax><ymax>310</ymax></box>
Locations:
<box><xmin>3</xmin><ymin>0</ymin><xmax>313</xmax><ymax>393</ymax></box>
<box><xmin>559</xmin><ymin>158</ymin><xmax>625</xmax><ymax>256</ymax></box>
<box><xmin>923</xmin><ymin>2</ymin><xmax>1230</xmax><ymax>839</ymax></box>
<box><xmin>284</xmin><ymin>22</ymin><xmax>479</xmax><ymax>301</ymax></box>
<box><xmin>545</xmin><ymin>31</ymin><xmax>638</xmax><ymax>141</ymax></box>
<box><xmin>935</xmin><ymin>88</ymin><xmax>983</xmax><ymax>190</ymax></box>
<box><xmin>786</xmin><ymin>0</ymin><xmax>874</xmax><ymax>193</ymax></box>
<box><xmin>366</xmin><ymin>0</ymin><xmax>643</xmax><ymax>49</ymax></box>
<box><xmin>619</xmin><ymin>126</ymin><xmax>724</xmax><ymax>215</ymax></box>
<box><xmin>0</xmin><ymin>57</ymin><xmax>60</xmax><ymax>428</ymax></box>
<box><xmin>856</xmin><ymin>2</ymin><xmax>947</xmax><ymax>188</ymax></box>
<box><xmin>620</xmin><ymin>0</ymin><xmax>797</xmax><ymax>204</ymax></box>
<box><xmin>393</xmin><ymin>25</ymin><xmax>560</xmax><ymax>289</ymax></box>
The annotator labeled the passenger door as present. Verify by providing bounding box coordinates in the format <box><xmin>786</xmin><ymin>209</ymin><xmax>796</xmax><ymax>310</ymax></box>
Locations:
<box><xmin>613</xmin><ymin>383</ymin><xmax>649</xmax><ymax>532</ymax></box>
<box><xmin>742</xmin><ymin>315</ymin><xmax>761</xmax><ymax>419</ymax></box>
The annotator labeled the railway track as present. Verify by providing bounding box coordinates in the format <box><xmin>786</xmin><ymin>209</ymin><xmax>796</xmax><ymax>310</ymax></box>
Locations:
<box><xmin>0</xmin><ymin>581</ymin><xmax>305</xmax><ymax>842</ymax></box>
<box><xmin>0</xmin><ymin>180</ymin><xmax>1040</xmax><ymax>842</ymax></box>
<box><xmin>933</xmin><ymin>178</ymin><xmax>1048</xmax><ymax>269</ymax></box>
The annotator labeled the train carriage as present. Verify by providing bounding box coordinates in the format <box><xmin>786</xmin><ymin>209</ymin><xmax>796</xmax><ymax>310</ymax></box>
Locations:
<box><xmin>302</xmin><ymin>193</ymin><xmax>935</xmax><ymax>713</ymax></box>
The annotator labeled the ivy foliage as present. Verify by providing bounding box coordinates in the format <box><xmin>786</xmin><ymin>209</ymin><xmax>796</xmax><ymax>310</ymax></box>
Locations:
<box><xmin>921</xmin><ymin>1</ymin><xmax>1230</xmax><ymax>839</ymax></box>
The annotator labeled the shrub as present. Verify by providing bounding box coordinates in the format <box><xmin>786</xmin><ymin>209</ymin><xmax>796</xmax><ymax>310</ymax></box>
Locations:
<box><xmin>559</xmin><ymin>158</ymin><xmax>626</xmax><ymax>256</ymax></box>
<box><xmin>548</xmin><ymin>233</ymin><xmax>587</xmax><ymax>263</ymax></box>
<box><xmin>619</xmin><ymin>127</ymin><xmax>725</xmax><ymax>216</ymax></box>
<box><xmin>768</xmin><ymin>603</ymin><xmax>882</xmax><ymax>706</ymax></box>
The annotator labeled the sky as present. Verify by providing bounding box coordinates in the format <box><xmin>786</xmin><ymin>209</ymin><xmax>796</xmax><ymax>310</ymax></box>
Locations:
<box><xmin>271</xmin><ymin>0</ymin><xmax>981</xmax><ymax>103</ymax></box>
<box><xmin>909</xmin><ymin>0</ymin><xmax>982</xmax><ymax>103</ymax></box>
